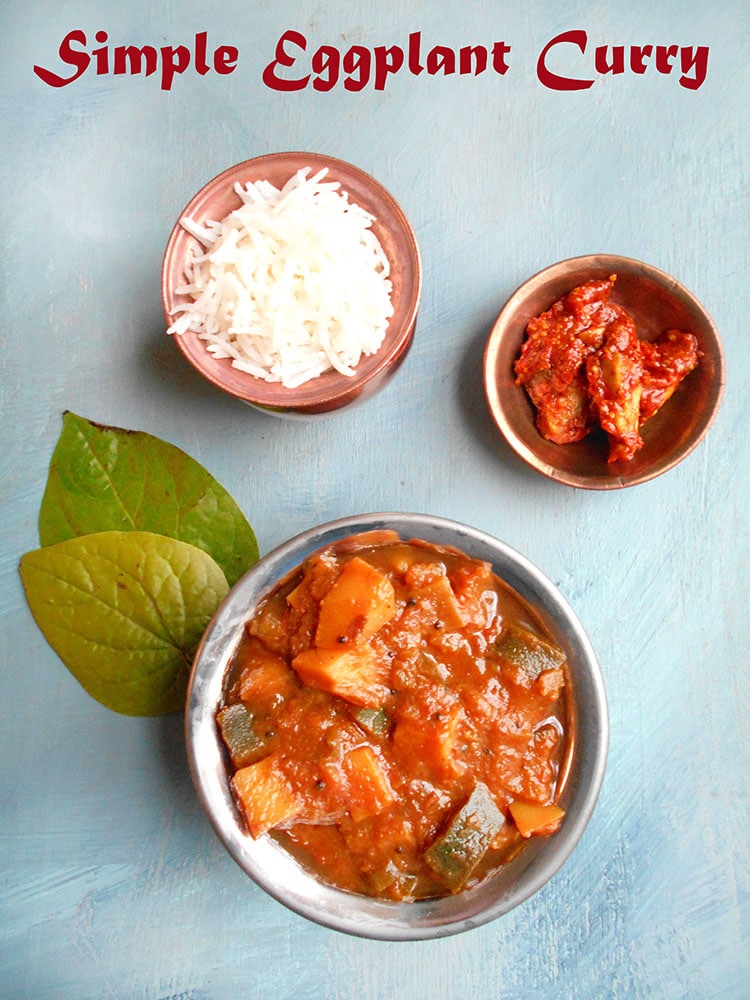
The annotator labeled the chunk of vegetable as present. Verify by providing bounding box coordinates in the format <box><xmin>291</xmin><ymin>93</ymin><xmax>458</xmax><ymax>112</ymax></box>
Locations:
<box><xmin>343</xmin><ymin>745</ymin><xmax>396</xmax><ymax>822</ymax></box>
<box><xmin>508</xmin><ymin>799</ymin><xmax>565</xmax><ymax>838</ymax></box>
<box><xmin>536</xmin><ymin>667</ymin><xmax>565</xmax><ymax>700</ymax></box>
<box><xmin>315</xmin><ymin>556</ymin><xmax>396</xmax><ymax>647</ymax></box>
<box><xmin>516</xmin><ymin>724</ymin><xmax>561</xmax><ymax>803</ymax></box>
<box><xmin>239</xmin><ymin>654</ymin><xmax>298</xmax><ymax>704</ymax></box>
<box><xmin>354</xmin><ymin>706</ymin><xmax>391</xmax><ymax>737</ymax></box>
<box><xmin>291</xmin><ymin>645</ymin><xmax>390</xmax><ymax>707</ymax></box>
<box><xmin>400</xmin><ymin>567</ymin><xmax>465</xmax><ymax>634</ymax></box>
<box><xmin>217</xmin><ymin>703</ymin><xmax>268</xmax><ymax>768</ymax></box>
<box><xmin>368</xmin><ymin>862</ymin><xmax>419</xmax><ymax>900</ymax></box>
<box><xmin>493</xmin><ymin>625</ymin><xmax>566</xmax><ymax>687</ymax></box>
<box><xmin>247</xmin><ymin>606</ymin><xmax>290</xmax><ymax>657</ymax></box>
<box><xmin>449</xmin><ymin>561</ymin><xmax>498</xmax><ymax>628</ymax></box>
<box><xmin>232</xmin><ymin>756</ymin><xmax>301</xmax><ymax>838</ymax></box>
<box><xmin>286</xmin><ymin>553</ymin><xmax>339</xmax><ymax>608</ymax></box>
<box><xmin>393</xmin><ymin>703</ymin><xmax>466</xmax><ymax>779</ymax></box>
<box><xmin>424</xmin><ymin>782</ymin><xmax>505</xmax><ymax>891</ymax></box>
<box><xmin>419</xmin><ymin>575</ymin><xmax>466</xmax><ymax>633</ymax></box>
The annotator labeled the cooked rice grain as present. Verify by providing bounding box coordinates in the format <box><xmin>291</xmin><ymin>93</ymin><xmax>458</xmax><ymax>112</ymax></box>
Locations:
<box><xmin>167</xmin><ymin>168</ymin><xmax>394</xmax><ymax>388</ymax></box>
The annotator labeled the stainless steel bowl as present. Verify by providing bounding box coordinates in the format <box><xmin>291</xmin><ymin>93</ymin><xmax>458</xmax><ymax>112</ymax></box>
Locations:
<box><xmin>185</xmin><ymin>513</ymin><xmax>608</xmax><ymax>940</ymax></box>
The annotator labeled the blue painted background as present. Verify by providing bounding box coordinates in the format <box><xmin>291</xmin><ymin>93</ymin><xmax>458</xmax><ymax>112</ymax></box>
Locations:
<box><xmin>1</xmin><ymin>3</ymin><xmax>747</xmax><ymax>998</ymax></box>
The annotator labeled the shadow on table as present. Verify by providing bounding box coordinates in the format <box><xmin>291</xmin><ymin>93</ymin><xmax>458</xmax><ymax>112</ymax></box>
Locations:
<box><xmin>455</xmin><ymin>319</ymin><xmax>541</xmax><ymax>490</ymax></box>
<box><xmin>147</xmin><ymin>323</ymin><xmax>228</xmax><ymax>404</ymax></box>
<box><xmin>153</xmin><ymin>709</ymin><xmax>207</xmax><ymax>828</ymax></box>
<box><xmin>135</xmin><ymin>305</ymin><xmax>246</xmax><ymax>417</ymax></box>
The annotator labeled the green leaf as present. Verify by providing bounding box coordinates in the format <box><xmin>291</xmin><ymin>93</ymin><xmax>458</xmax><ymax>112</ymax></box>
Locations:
<box><xmin>19</xmin><ymin>531</ymin><xmax>229</xmax><ymax>716</ymax></box>
<box><xmin>39</xmin><ymin>412</ymin><xmax>258</xmax><ymax>586</ymax></box>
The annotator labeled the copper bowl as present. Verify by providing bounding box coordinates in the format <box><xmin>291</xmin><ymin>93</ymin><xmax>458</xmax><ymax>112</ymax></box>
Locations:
<box><xmin>483</xmin><ymin>255</ymin><xmax>725</xmax><ymax>489</ymax></box>
<box><xmin>185</xmin><ymin>512</ymin><xmax>608</xmax><ymax>940</ymax></box>
<box><xmin>162</xmin><ymin>152</ymin><xmax>421</xmax><ymax>416</ymax></box>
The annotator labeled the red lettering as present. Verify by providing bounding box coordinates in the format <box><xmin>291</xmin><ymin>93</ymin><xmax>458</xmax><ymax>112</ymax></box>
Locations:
<box><xmin>491</xmin><ymin>41</ymin><xmax>511</xmax><ymax>74</ymax></box>
<box><xmin>594</xmin><ymin>45</ymin><xmax>625</xmax><ymax>75</ymax></box>
<box><xmin>459</xmin><ymin>45</ymin><xmax>488</xmax><ymax>75</ymax></box>
<box><xmin>160</xmin><ymin>45</ymin><xmax>190</xmax><ymax>91</ymax></box>
<box><xmin>373</xmin><ymin>44</ymin><xmax>404</xmax><ymax>90</ymax></box>
<box><xmin>537</xmin><ymin>29</ymin><xmax>594</xmax><ymax>91</ymax></box>
<box><xmin>113</xmin><ymin>45</ymin><xmax>158</xmax><ymax>77</ymax></box>
<box><xmin>192</xmin><ymin>30</ymin><xmax>208</xmax><ymax>75</ymax></box>
<box><xmin>262</xmin><ymin>29</ymin><xmax>310</xmax><ymax>92</ymax></box>
<box><xmin>312</xmin><ymin>45</ymin><xmax>339</xmax><ymax>92</ymax></box>
<box><xmin>215</xmin><ymin>45</ymin><xmax>238</xmax><ymax>75</ymax></box>
<box><xmin>407</xmin><ymin>32</ymin><xmax>424</xmax><ymax>75</ymax></box>
<box><xmin>92</xmin><ymin>31</ymin><xmax>109</xmax><ymax>74</ymax></box>
<box><xmin>426</xmin><ymin>46</ymin><xmax>455</xmax><ymax>75</ymax></box>
<box><xmin>33</xmin><ymin>28</ymin><xmax>90</xmax><ymax>87</ymax></box>
<box><xmin>343</xmin><ymin>46</ymin><xmax>371</xmax><ymax>92</ymax></box>
<box><xmin>679</xmin><ymin>46</ymin><xmax>709</xmax><ymax>90</ymax></box>
<box><xmin>630</xmin><ymin>45</ymin><xmax>653</xmax><ymax>74</ymax></box>
<box><xmin>655</xmin><ymin>45</ymin><xmax>678</xmax><ymax>73</ymax></box>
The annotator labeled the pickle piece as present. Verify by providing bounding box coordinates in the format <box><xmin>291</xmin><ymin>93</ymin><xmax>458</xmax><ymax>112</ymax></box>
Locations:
<box><xmin>424</xmin><ymin>782</ymin><xmax>505</xmax><ymax>892</ymax></box>
<box><xmin>217</xmin><ymin>703</ymin><xmax>267</xmax><ymax>768</ymax></box>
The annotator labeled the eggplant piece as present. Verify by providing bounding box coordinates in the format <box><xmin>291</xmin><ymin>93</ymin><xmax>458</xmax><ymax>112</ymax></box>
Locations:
<box><xmin>354</xmin><ymin>706</ymin><xmax>391</xmax><ymax>738</ymax></box>
<box><xmin>492</xmin><ymin>625</ymin><xmax>565</xmax><ymax>686</ymax></box>
<box><xmin>368</xmin><ymin>862</ymin><xmax>419</xmax><ymax>900</ymax></box>
<box><xmin>217</xmin><ymin>703</ymin><xmax>268</xmax><ymax>768</ymax></box>
<box><xmin>424</xmin><ymin>782</ymin><xmax>504</xmax><ymax>892</ymax></box>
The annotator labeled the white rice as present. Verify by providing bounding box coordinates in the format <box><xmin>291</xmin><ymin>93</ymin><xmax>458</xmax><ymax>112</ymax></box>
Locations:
<box><xmin>167</xmin><ymin>167</ymin><xmax>394</xmax><ymax>389</ymax></box>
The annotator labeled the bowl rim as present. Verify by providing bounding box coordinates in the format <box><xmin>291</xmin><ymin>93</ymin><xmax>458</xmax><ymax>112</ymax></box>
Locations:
<box><xmin>161</xmin><ymin>151</ymin><xmax>422</xmax><ymax>411</ymax></box>
<box><xmin>483</xmin><ymin>253</ymin><xmax>726</xmax><ymax>490</ymax></box>
<box><xmin>185</xmin><ymin>512</ymin><xmax>609</xmax><ymax>940</ymax></box>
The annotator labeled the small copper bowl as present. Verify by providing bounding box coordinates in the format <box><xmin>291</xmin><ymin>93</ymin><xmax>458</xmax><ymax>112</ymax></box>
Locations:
<box><xmin>162</xmin><ymin>152</ymin><xmax>421</xmax><ymax>416</ymax></box>
<box><xmin>483</xmin><ymin>255</ymin><xmax>725</xmax><ymax>489</ymax></box>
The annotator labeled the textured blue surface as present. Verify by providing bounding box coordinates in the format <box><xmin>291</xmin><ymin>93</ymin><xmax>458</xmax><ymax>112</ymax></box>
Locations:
<box><xmin>1</xmin><ymin>3</ymin><xmax>748</xmax><ymax>998</ymax></box>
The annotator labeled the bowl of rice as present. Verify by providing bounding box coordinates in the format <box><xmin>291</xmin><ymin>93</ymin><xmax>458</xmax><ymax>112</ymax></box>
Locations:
<box><xmin>162</xmin><ymin>152</ymin><xmax>422</xmax><ymax>415</ymax></box>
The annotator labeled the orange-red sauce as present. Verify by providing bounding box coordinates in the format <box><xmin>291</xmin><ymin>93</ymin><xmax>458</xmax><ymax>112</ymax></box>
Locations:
<box><xmin>218</xmin><ymin>531</ymin><xmax>572</xmax><ymax>900</ymax></box>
